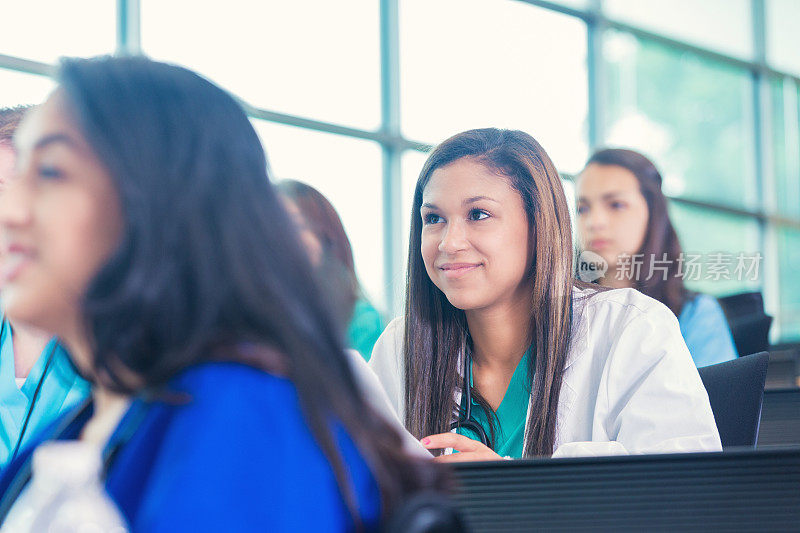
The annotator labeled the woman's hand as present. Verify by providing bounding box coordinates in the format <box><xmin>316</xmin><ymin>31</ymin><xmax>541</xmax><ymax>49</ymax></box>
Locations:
<box><xmin>420</xmin><ymin>433</ymin><xmax>504</xmax><ymax>462</ymax></box>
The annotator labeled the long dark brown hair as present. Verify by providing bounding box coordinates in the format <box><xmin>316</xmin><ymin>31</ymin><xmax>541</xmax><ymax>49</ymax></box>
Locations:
<box><xmin>583</xmin><ymin>148</ymin><xmax>691</xmax><ymax>317</ymax></box>
<box><xmin>57</xmin><ymin>56</ymin><xmax>440</xmax><ymax>521</ymax></box>
<box><xmin>404</xmin><ymin>128</ymin><xmax>576</xmax><ymax>457</ymax></box>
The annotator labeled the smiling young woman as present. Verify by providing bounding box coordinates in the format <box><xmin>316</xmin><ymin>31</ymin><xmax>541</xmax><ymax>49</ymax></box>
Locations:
<box><xmin>369</xmin><ymin>128</ymin><xmax>722</xmax><ymax>461</ymax></box>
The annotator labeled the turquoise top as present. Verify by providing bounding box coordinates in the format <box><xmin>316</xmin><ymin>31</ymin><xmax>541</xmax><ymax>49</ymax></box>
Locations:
<box><xmin>678</xmin><ymin>294</ymin><xmax>738</xmax><ymax>367</ymax></box>
<box><xmin>346</xmin><ymin>297</ymin><xmax>384</xmax><ymax>362</ymax></box>
<box><xmin>456</xmin><ymin>347</ymin><xmax>532</xmax><ymax>459</ymax></box>
<box><xmin>0</xmin><ymin>318</ymin><xmax>90</xmax><ymax>467</ymax></box>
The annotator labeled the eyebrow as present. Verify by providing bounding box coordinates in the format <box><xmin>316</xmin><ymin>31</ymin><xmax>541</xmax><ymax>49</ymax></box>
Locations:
<box><xmin>421</xmin><ymin>196</ymin><xmax>500</xmax><ymax>210</ymax></box>
<box><xmin>577</xmin><ymin>191</ymin><xmax>628</xmax><ymax>202</ymax></box>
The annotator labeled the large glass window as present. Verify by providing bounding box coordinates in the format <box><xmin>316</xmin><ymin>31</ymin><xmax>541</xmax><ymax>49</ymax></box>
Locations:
<box><xmin>250</xmin><ymin>119</ymin><xmax>385</xmax><ymax>310</ymax></box>
<box><xmin>561</xmin><ymin>177</ymin><xmax>577</xmax><ymax>230</ymax></box>
<box><xmin>776</xmin><ymin>226</ymin><xmax>800</xmax><ymax>340</ymax></box>
<box><xmin>400</xmin><ymin>0</ymin><xmax>589</xmax><ymax>173</ymax></box>
<box><xmin>603</xmin><ymin>31</ymin><xmax>758</xmax><ymax>210</ymax></box>
<box><xmin>0</xmin><ymin>1</ymin><xmax>115</xmax><ymax>64</ymax></box>
<box><xmin>394</xmin><ymin>149</ymin><xmax>431</xmax><ymax>313</ymax></box>
<box><xmin>400</xmin><ymin>149</ymin><xmax>429</xmax><ymax>255</ymax></box>
<box><xmin>603</xmin><ymin>0</ymin><xmax>754</xmax><ymax>60</ymax></box>
<box><xmin>669</xmin><ymin>202</ymin><xmax>762</xmax><ymax>297</ymax></box>
<box><xmin>142</xmin><ymin>1</ymin><xmax>381</xmax><ymax>130</ymax></box>
<box><xmin>770</xmin><ymin>77</ymin><xmax>800</xmax><ymax>219</ymax></box>
<box><xmin>766</xmin><ymin>0</ymin><xmax>800</xmax><ymax>76</ymax></box>
<box><xmin>0</xmin><ymin>69</ymin><xmax>54</xmax><ymax>108</ymax></box>
<box><xmin>1</xmin><ymin>0</ymin><xmax>797</xmax><ymax>341</ymax></box>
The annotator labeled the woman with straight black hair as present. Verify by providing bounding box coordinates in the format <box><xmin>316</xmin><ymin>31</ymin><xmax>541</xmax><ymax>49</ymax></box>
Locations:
<box><xmin>369</xmin><ymin>128</ymin><xmax>721</xmax><ymax>460</ymax></box>
<box><xmin>0</xmin><ymin>56</ymin><xmax>439</xmax><ymax>530</ymax></box>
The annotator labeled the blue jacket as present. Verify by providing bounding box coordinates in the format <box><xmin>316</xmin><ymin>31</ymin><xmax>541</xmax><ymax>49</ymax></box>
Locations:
<box><xmin>0</xmin><ymin>363</ymin><xmax>382</xmax><ymax>531</ymax></box>
<box><xmin>678</xmin><ymin>294</ymin><xmax>739</xmax><ymax>367</ymax></box>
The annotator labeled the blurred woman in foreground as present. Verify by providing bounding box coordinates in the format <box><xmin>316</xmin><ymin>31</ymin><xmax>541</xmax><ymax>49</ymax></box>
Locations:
<box><xmin>0</xmin><ymin>56</ymin><xmax>438</xmax><ymax>530</ymax></box>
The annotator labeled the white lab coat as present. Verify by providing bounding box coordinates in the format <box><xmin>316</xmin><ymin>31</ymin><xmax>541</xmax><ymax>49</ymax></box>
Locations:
<box><xmin>368</xmin><ymin>287</ymin><xmax>722</xmax><ymax>457</ymax></box>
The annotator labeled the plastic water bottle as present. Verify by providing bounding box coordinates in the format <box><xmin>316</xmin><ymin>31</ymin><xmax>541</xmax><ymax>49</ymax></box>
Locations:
<box><xmin>2</xmin><ymin>441</ymin><xmax>129</xmax><ymax>532</ymax></box>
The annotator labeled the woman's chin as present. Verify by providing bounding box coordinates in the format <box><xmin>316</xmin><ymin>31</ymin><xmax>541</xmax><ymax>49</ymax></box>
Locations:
<box><xmin>443</xmin><ymin>291</ymin><xmax>489</xmax><ymax>312</ymax></box>
<box><xmin>1</xmin><ymin>289</ymin><xmax>38</xmax><ymax>325</ymax></box>
<box><xmin>0</xmin><ymin>289</ymin><xmax>65</xmax><ymax>338</ymax></box>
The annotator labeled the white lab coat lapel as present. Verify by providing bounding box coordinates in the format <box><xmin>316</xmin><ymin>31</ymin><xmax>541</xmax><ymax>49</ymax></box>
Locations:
<box><xmin>519</xmin><ymin>344</ymin><xmax>584</xmax><ymax>455</ymax></box>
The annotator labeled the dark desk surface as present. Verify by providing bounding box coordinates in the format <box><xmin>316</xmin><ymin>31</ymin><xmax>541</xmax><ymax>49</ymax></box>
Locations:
<box><xmin>451</xmin><ymin>448</ymin><xmax>800</xmax><ymax>531</ymax></box>
<box><xmin>766</xmin><ymin>344</ymin><xmax>800</xmax><ymax>389</ymax></box>
<box><xmin>758</xmin><ymin>388</ymin><xmax>800</xmax><ymax>448</ymax></box>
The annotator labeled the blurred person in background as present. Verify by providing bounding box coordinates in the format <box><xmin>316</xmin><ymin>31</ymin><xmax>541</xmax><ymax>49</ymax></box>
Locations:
<box><xmin>0</xmin><ymin>106</ymin><xmax>89</xmax><ymax>468</ymax></box>
<box><xmin>0</xmin><ymin>57</ymin><xmax>441</xmax><ymax>530</ymax></box>
<box><xmin>576</xmin><ymin>148</ymin><xmax>737</xmax><ymax>367</ymax></box>
<box><xmin>277</xmin><ymin>181</ymin><xmax>431</xmax><ymax>460</ymax></box>
<box><xmin>278</xmin><ymin>180</ymin><xmax>384</xmax><ymax>361</ymax></box>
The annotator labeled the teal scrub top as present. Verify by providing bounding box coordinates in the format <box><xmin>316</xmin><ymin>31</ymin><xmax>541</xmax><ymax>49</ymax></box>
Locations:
<box><xmin>456</xmin><ymin>347</ymin><xmax>532</xmax><ymax>459</ymax></box>
<box><xmin>0</xmin><ymin>318</ymin><xmax>90</xmax><ymax>467</ymax></box>
<box><xmin>346</xmin><ymin>297</ymin><xmax>384</xmax><ymax>362</ymax></box>
<box><xmin>678</xmin><ymin>293</ymin><xmax>738</xmax><ymax>367</ymax></box>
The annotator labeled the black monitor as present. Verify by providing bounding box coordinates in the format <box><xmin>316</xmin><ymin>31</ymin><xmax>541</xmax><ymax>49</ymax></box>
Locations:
<box><xmin>452</xmin><ymin>448</ymin><xmax>800</xmax><ymax>531</ymax></box>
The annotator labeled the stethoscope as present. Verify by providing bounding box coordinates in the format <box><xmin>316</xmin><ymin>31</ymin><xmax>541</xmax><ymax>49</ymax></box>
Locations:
<box><xmin>449</xmin><ymin>350</ymin><xmax>491</xmax><ymax>448</ymax></box>
<box><xmin>449</xmin><ymin>341</ymin><xmax>537</xmax><ymax>449</ymax></box>
<box><xmin>0</xmin><ymin>317</ymin><xmax>58</xmax><ymax>462</ymax></box>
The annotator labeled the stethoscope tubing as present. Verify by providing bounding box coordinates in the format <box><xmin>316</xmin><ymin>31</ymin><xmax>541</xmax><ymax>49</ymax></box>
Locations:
<box><xmin>450</xmin><ymin>350</ymin><xmax>491</xmax><ymax>448</ymax></box>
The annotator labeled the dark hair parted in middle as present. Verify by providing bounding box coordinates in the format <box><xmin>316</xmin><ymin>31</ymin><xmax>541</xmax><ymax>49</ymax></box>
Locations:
<box><xmin>56</xmin><ymin>56</ymin><xmax>436</xmax><ymax>515</ymax></box>
<box><xmin>585</xmin><ymin>148</ymin><xmax>691</xmax><ymax>317</ymax></box>
<box><xmin>404</xmin><ymin>128</ymin><xmax>578</xmax><ymax>457</ymax></box>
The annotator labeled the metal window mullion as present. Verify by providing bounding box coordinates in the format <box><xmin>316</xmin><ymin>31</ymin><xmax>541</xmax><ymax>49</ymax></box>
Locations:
<box><xmin>752</xmin><ymin>0</ymin><xmax>780</xmax><ymax>340</ymax></box>
<box><xmin>586</xmin><ymin>0</ymin><xmax>605</xmax><ymax>150</ymax></box>
<box><xmin>0</xmin><ymin>54</ymin><xmax>53</xmax><ymax>77</ymax></box>
<box><xmin>116</xmin><ymin>0</ymin><xmax>142</xmax><ymax>57</ymax></box>
<box><xmin>380</xmin><ymin>0</ymin><xmax>403</xmax><ymax>317</ymax></box>
<box><xmin>755</xmin><ymin>73</ymin><xmax>782</xmax><ymax>340</ymax></box>
<box><xmin>770</xmin><ymin>78</ymin><xmax>800</xmax><ymax>340</ymax></box>
<box><xmin>784</xmin><ymin>79</ymin><xmax>800</xmax><ymax>219</ymax></box>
